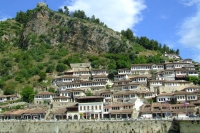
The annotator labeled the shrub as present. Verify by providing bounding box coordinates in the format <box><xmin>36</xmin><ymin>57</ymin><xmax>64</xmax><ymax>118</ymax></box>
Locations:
<box><xmin>56</xmin><ymin>63</ymin><xmax>67</xmax><ymax>72</ymax></box>
<box><xmin>46</xmin><ymin>65</ymin><xmax>55</xmax><ymax>73</ymax></box>
<box><xmin>37</xmin><ymin>63</ymin><xmax>45</xmax><ymax>70</ymax></box>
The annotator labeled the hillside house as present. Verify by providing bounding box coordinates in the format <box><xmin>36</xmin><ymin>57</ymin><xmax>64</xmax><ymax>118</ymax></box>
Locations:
<box><xmin>156</xmin><ymin>93</ymin><xmax>174</xmax><ymax>103</ymax></box>
<box><xmin>131</xmin><ymin>64</ymin><xmax>153</xmax><ymax>75</ymax></box>
<box><xmin>104</xmin><ymin>103</ymin><xmax>134</xmax><ymax>119</ymax></box>
<box><xmin>0</xmin><ymin>94</ymin><xmax>19</xmax><ymax>103</ymax></box>
<box><xmin>91</xmin><ymin>69</ymin><xmax>108</xmax><ymax>76</ymax></box>
<box><xmin>34</xmin><ymin>91</ymin><xmax>56</xmax><ymax>104</ymax></box>
<box><xmin>118</xmin><ymin>68</ymin><xmax>131</xmax><ymax>75</ymax></box>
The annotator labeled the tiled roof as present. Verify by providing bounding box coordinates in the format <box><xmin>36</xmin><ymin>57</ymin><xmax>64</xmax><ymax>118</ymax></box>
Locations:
<box><xmin>53</xmin><ymin>108</ymin><xmax>67</xmax><ymax>114</ymax></box>
<box><xmin>157</xmin><ymin>93</ymin><xmax>174</xmax><ymax>96</ymax></box>
<box><xmin>131</xmin><ymin>63</ymin><xmax>153</xmax><ymax>66</ymax></box>
<box><xmin>109</xmin><ymin>109</ymin><xmax>133</xmax><ymax>114</ymax></box>
<box><xmin>77</xmin><ymin>96</ymin><xmax>104</xmax><ymax>100</ymax></box>
<box><xmin>104</xmin><ymin>103</ymin><xmax>134</xmax><ymax>108</ymax></box>
<box><xmin>35</xmin><ymin>91</ymin><xmax>56</xmax><ymax>96</ymax></box>
<box><xmin>31</xmin><ymin>108</ymin><xmax>48</xmax><ymax>114</ymax></box>
<box><xmin>53</xmin><ymin>96</ymin><xmax>69</xmax><ymax>99</ymax></box>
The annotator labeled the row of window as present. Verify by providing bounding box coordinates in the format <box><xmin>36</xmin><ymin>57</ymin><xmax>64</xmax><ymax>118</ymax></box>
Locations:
<box><xmin>131</xmin><ymin>78</ymin><xmax>146</xmax><ymax>81</ymax></box>
<box><xmin>35</xmin><ymin>95</ymin><xmax>53</xmax><ymax>98</ymax></box>
<box><xmin>114</xmin><ymin>94</ymin><xmax>136</xmax><ymax>98</ymax></box>
<box><xmin>176</xmin><ymin>96</ymin><xmax>185</xmax><ymax>99</ymax></box>
<box><xmin>61</xmin><ymin>93</ymin><xmax>71</xmax><ymax>97</ymax></box>
<box><xmin>59</xmin><ymin>82</ymin><xmax>106</xmax><ymax>90</ymax></box>
<box><xmin>74</xmin><ymin>72</ymin><xmax>90</xmax><ymax>75</ymax></box>
<box><xmin>122</xmin><ymin>86</ymin><xmax>137</xmax><ymax>90</ymax></box>
<box><xmin>79</xmin><ymin>105</ymin><xmax>102</xmax><ymax>110</ymax></box>
<box><xmin>158</xmin><ymin>98</ymin><xmax>173</xmax><ymax>101</ymax></box>
<box><xmin>187</xmin><ymin>96</ymin><xmax>196</xmax><ymax>100</ymax></box>
<box><xmin>144</xmin><ymin>94</ymin><xmax>154</xmax><ymax>97</ymax></box>
<box><xmin>131</xmin><ymin>66</ymin><xmax>151</xmax><ymax>69</ymax></box>
<box><xmin>103</xmin><ymin>95</ymin><xmax>111</xmax><ymax>98</ymax></box>
<box><xmin>186</xmin><ymin>88</ymin><xmax>199</xmax><ymax>92</ymax></box>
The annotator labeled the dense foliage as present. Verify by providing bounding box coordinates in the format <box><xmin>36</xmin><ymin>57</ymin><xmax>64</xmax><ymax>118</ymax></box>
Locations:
<box><xmin>21</xmin><ymin>86</ymin><xmax>35</xmax><ymax>103</ymax></box>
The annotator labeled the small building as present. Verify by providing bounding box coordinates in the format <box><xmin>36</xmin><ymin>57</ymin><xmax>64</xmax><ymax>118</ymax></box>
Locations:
<box><xmin>156</xmin><ymin>93</ymin><xmax>174</xmax><ymax>103</ymax></box>
<box><xmin>66</xmin><ymin>104</ymin><xmax>79</xmax><ymax>120</ymax></box>
<box><xmin>0</xmin><ymin>94</ymin><xmax>19</xmax><ymax>103</ymax></box>
<box><xmin>53</xmin><ymin>108</ymin><xmax>67</xmax><ymax>120</ymax></box>
<box><xmin>34</xmin><ymin>91</ymin><xmax>56</xmax><ymax>104</ymax></box>
<box><xmin>104</xmin><ymin>102</ymin><xmax>134</xmax><ymax>119</ymax></box>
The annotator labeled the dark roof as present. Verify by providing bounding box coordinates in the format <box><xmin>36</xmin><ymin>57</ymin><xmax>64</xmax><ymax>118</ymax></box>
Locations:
<box><xmin>53</xmin><ymin>108</ymin><xmax>67</xmax><ymax>114</ymax></box>
<box><xmin>77</xmin><ymin>96</ymin><xmax>104</xmax><ymax>100</ymax></box>
<box><xmin>35</xmin><ymin>91</ymin><xmax>56</xmax><ymax>96</ymax></box>
<box><xmin>131</xmin><ymin>64</ymin><xmax>153</xmax><ymax>66</ymax></box>
<box><xmin>109</xmin><ymin>109</ymin><xmax>133</xmax><ymax>114</ymax></box>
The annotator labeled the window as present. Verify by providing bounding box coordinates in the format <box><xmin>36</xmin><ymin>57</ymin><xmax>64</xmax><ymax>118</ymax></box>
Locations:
<box><xmin>130</xmin><ymin>94</ymin><xmax>135</xmax><ymax>97</ymax></box>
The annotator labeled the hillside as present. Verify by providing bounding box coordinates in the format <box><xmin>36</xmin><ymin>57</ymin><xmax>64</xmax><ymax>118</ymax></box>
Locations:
<box><xmin>0</xmin><ymin>3</ymin><xmax>178</xmax><ymax>95</ymax></box>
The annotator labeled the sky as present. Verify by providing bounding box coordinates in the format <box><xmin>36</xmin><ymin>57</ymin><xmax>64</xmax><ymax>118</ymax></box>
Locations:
<box><xmin>0</xmin><ymin>0</ymin><xmax>200</xmax><ymax>62</ymax></box>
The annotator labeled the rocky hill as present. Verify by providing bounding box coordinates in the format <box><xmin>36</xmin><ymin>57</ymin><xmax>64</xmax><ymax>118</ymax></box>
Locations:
<box><xmin>0</xmin><ymin>3</ymin><xmax>178</xmax><ymax>95</ymax></box>
<box><xmin>17</xmin><ymin>3</ymin><xmax>130</xmax><ymax>54</ymax></box>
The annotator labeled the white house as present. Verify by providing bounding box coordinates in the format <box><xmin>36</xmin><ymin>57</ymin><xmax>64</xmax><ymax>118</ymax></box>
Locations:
<box><xmin>34</xmin><ymin>91</ymin><xmax>56</xmax><ymax>104</ymax></box>
<box><xmin>91</xmin><ymin>69</ymin><xmax>108</xmax><ymax>76</ymax></box>
<box><xmin>118</xmin><ymin>68</ymin><xmax>131</xmax><ymax>75</ymax></box>
<box><xmin>156</xmin><ymin>93</ymin><xmax>174</xmax><ymax>103</ymax></box>
<box><xmin>78</xmin><ymin>96</ymin><xmax>104</xmax><ymax>119</ymax></box>
<box><xmin>131</xmin><ymin>64</ymin><xmax>152</xmax><ymax>75</ymax></box>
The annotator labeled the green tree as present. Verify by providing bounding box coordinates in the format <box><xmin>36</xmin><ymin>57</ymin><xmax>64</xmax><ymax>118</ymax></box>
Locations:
<box><xmin>72</xmin><ymin>10</ymin><xmax>86</xmax><ymax>19</ymax></box>
<box><xmin>121</xmin><ymin>28</ymin><xmax>135</xmax><ymax>41</ymax></box>
<box><xmin>21</xmin><ymin>86</ymin><xmax>35</xmax><ymax>103</ymax></box>
<box><xmin>38</xmin><ymin>71</ymin><xmax>46</xmax><ymax>81</ymax></box>
<box><xmin>3</xmin><ymin>82</ymin><xmax>17</xmax><ymax>95</ymax></box>
<box><xmin>186</xmin><ymin>76</ymin><xmax>199</xmax><ymax>85</ymax></box>
<box><xmin>56</xmin><ymin>63</ymin><xmax>67</xmax><ymax>72</ymax></box>
<box><xmin>64</xmin><ymin>6</ymin><xmax>69</xmax><ymax>15</ymax></box>
<box><xmin>48</xmin><ymin>87</ymin><xmax>55</xmax><ymax>93</ymax></box>
<box><xmin>108</xmin><ymin>69</ymin><xmax>117</xmax><ymax>80</ymax></box>
<box><xmin>176</xmin><ymin>49</ymin><xmax>180</xmax><ymax>55</ymax></box>
<box><xmin>86</xmin><ymin>90</ymin><xmax>93</xmax><ymax>96</ymax></box>
<box><xmin>58</xmin><ymin>8</ymin><xmax>63</xmax><ymax>13</ymax></box>
<box><xmin>0</xmin><ymin>80</ymin><xmax>5</xmax><ymax>89</ymax></box>
<box><xmin>46</xmin><ymin>65</ymin><xmax>55</xmax><ymax>73</ymax></box>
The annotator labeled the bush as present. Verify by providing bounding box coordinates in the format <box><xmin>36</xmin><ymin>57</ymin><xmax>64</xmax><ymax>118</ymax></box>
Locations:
<box><xmin>3</xmin><ymin>82</ymin><xmax>17</xmax><ymax>95</ymax></box>
<box><xmin>56</xmin><ymin>63</ymin><xmax>67</xmax><ymax>72</ymax></box>
<box><xmin>37</xmin><ymin>63</ymin><xmax>45</xmax><ymax>70</ymax></box>
<box><xmin>46</xmin><ymin>65</ymin><xmax>55</xmax><ymax>73</ymax></box>
<box><xmin>38</xmin><ymin>71</ymin><xmax>46</xmax><ymax>81</ymax></box>
<box><xmin>15</xmin><ymin>74</ymin><xmax>24</xmax><ymax>83</ymax></box>
<box><xmin>21</xmin><ymin>86</ymin><xmax>34</xmax><ymax>103</ymax></box>
<box><xmin>48</xmin><ymin>87</ymin><xmax>55</xmax><ymax>93</ymax></box>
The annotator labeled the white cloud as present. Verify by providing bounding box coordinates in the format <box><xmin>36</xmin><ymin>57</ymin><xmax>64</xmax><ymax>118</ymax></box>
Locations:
<box><xmin>177</xmin><ymin>0</ymin><xmax>200</xmax><ymax>62</ymax></box>
<box><xmin>0</xmin><ymin>12</ymin><xmax>10</xmax><ymax>21</ymax></box>
<box><xmin>181</xmin><ymin>0</ymin><xmax>200</xmax><ymax>6</ymax></box>
<box><xmin>61</xmin><ymin>0</ymin><xmax>146</xmax><ymax>31</ymax></box>
<box><xmin>0</xmin><ymin>16</ymin><xmax>9</xmax><ymax>21</ymax></box>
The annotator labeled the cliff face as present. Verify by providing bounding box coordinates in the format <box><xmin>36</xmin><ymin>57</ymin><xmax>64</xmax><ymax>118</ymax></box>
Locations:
<box><xmin>19</xmin><ymin>5</ymin><xmax>129</xmax><ymax>54</ymax></box>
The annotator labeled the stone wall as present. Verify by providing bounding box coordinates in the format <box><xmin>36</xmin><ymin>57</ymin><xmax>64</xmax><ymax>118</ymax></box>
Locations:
<box><xmin>179</xmin><ymin>120</ymin><xmax>200</xmax><ymax>133</ymax></box>
<box><xmin>0</xmin><ymin>120</ymin><xmax>177</xmax><ymax>133</ymax></box>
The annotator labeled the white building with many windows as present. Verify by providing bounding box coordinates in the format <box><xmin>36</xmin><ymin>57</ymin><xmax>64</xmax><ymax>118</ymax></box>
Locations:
<box><xmin>78</xmin><ymin>96</ymin><xmax>104</xmax><ymax>119</ymax></box>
